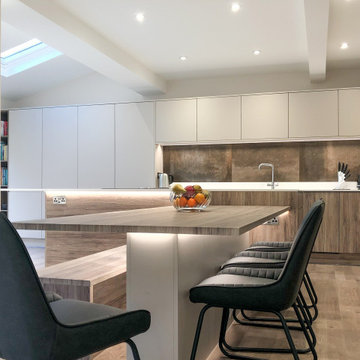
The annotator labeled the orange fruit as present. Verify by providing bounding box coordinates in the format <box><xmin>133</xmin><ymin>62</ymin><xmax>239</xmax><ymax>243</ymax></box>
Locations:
<box><xmin>179</xmin><ymin>196</ymin><xmax>188</xmax><ymax>207</ymax></box>
<box><xmin>194</xmin><ymin>193</ymin><xmax>205</xmax><ymax>204</ymax></box>
<box><xmin>187</xmin><ymin>198</ymin><xmax>197</xmax><ymax>207</ymax></box>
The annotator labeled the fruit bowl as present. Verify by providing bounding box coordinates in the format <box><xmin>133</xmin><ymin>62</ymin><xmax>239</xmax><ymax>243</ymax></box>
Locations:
<box><xmin>170</xmin><ymin>184</ymin><xmax>211</xmax><ymax>211</ymax></box>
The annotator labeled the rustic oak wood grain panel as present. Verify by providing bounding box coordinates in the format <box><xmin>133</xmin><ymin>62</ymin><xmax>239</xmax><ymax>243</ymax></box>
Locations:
<box><xmin>38</xmin><ymin>246</ymin><xmax>126</xmax><ymax>308</ymax></box>
<box><xmin>339</xmin><ymin>193</ymin><xmax>360</xmax><ymax>253</ymax></box>
<box><xmin>45</xmin><ymin>191</ymin><xmax>170</xmax><ymax>217</ymax></box>
<box><xmin>45</xmin><ymin>231</ymin><xmax>126</xmax><ymax>266</ymax></box>
<box><xmin>300</xmin><ymin>192</ymin><xmax>340</xmax><ymax>253</ymax></box>
<box><xmin>212</xmin><ymin>191</ymin><xmax>298</xmax><ymax>244</ymax></box>
<box><xmin>14</xmin><ymin>205</ymin><xmax>290</xmax><ymax>237</ymax></box>
<box><xmin>44</xmin><ymin>191</ymin><xmax>169</xmax><ymax>265</ymax></box>
<box><xmin>246</xmin><ymin>191</ymin><xmax>299</xmax><ymax>244</ymax></box>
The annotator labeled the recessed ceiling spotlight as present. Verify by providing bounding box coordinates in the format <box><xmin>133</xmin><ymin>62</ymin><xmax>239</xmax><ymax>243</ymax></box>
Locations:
<box><xmin>135</xmin><ymin>12</ymin><xmax>145</xmax><ymax>23</ymax></box>
<box><xmin>340</xmin><ymin>42</ymin><xmax>349</xmax><ymax>50</ymax></box>
<box><xmin>231</xmin><ymin>3</ymin><xmax>241</xmax><ymax>12</ymax></box>
<box><xmin>253</xmin><ymin>50</ymin><xmax>261</xmax><ymax>56</ymax></box>
<box><xmin>179</xmin><ymin>56</ymin><xmax>187</xmax><ymax>61</ymax></box>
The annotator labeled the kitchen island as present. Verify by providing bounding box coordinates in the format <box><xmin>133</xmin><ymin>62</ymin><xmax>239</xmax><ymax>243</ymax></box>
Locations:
<box><xmin>14</xmin><ymin>205</ymin><xmax>289</xmax><ymax>360</ymax></box>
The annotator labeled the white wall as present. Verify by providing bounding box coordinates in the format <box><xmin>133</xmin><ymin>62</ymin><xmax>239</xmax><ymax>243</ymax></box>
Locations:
<box><xmin>4</xmin><ymin>67</ymin><xmax>360</xmax><ymax>109</ymax></box>
<box><xmin>7</xmin><ymin>72</ymin><xmax>145</xmax><ymax>108</ymax></box>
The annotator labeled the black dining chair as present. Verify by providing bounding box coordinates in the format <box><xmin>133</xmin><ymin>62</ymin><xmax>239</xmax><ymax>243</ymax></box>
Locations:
<box><xmin>189</xmin><ymin>200</ymin><xmax>324</xmax><ymax>360</ymax></box>
<box><xmin>0</xmin><ymin>213</ymin><xmax>150</xmax><ymax>360</ymax></box>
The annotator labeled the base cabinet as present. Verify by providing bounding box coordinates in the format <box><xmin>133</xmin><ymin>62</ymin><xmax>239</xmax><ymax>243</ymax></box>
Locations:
<box><xmin>300</xmin><ymin>192</ymin><xmax>340</xmax><ymax>253</ymax></box>
<box><xmin>339</xmin><ymin>193</ymin><xmax>360</xmax><ymax>253</ymax></box>
<box><xmin>212</xmin><ymin>190</ymin><xmax>359</xmax><ymax>254</ymax></box>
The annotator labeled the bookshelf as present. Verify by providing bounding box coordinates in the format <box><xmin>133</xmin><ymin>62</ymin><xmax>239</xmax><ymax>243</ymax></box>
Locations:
<box><xmin>1</xmin><ymin>110</ymin><xmax>9</xmax><ymax>216</ymax></box>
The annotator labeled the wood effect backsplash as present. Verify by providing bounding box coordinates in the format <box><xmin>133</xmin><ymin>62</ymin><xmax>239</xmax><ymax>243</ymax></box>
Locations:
<box><xmin>163</xmin><ymin>140</ymin><xmax>360</xmax><ymax>182</ymax></box>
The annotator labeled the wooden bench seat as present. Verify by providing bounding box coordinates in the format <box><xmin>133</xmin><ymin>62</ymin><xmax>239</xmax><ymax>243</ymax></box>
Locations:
<box><xmin>38</xmin><ymin>246</ymin><xmax>126</xmax><ymax>309</ymax></box>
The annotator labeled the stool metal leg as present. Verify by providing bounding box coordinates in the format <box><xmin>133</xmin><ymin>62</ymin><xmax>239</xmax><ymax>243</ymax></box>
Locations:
<box><xmin>190</xmin><ymin>304</ymin><xmax>212</xmax><ymax>360</ymax></box>
<box><xmin>126</xmin><ymin>339</ymin><xmax>141</xmax><ymax>360</ymax></box>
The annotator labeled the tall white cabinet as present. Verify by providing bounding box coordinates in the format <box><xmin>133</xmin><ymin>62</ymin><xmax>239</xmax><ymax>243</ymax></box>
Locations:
<box><xmin>42</xmin><ymin>107</ymin><xmax>78</xmax><ymax>188</ymax></box>
<box><xmin>115</xmin><ymin>102</ymin><xmax>155</xmax><ymax>188</ymax></box>
<box><xmin>78</xmin><ymin>105</ymin><xmax>115</xmax><ymax>188</ymax></box>
<box><xmin>8</xmin><ymin>109</ymin><xmax>44</xmax><ymax>238</ymax></box>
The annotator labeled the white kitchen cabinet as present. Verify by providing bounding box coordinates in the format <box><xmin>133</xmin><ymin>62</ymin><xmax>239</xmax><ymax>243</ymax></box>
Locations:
<box><xmin>8</xmin><ymin>109</ymin><xmax>44</xmax><ymax>238</ymax></box>
<box><xmin>155</xmin><ymin>99</ymin><xmax>196</xmax><ymax>143</ymax></box>
<box><xmin>197</xmin><ymin>96</ymin><xmax>241</xmax><ymax>141</ymax></box>
<box><xmin>42</xmin><ymin>107</ymin><xmax>78</xmax><ymax>188</ymax></box>
<box><xmin>8</xmin><ymin>109</ymin><xmax>42</xmax><ymax>188</ymax></box>
<box><xmin>289</xmin><ymin>91</ymin><xmax>338</xmax><ymax>138</ymax></box>
<box><xmin>242</xmin><ymin>93</ymin><xmax>288</xmax><ymax>140</ymax></box>
<box><xmin>115</xmin><ymin>102</ymin><xmax>155</xmax><ymax>188</ymax></box>
<box><xmin>78</xmin><ymin>105</ymin><xmax>115</xmax><ymax>188</ymax></box>
<box><xmin>339</xmin><ymin>89</ymin><xmax>360</xmax><ymax>136</ymax></box>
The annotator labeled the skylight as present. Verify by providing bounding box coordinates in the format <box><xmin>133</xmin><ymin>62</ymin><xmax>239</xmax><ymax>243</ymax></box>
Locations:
<box><xmin>1</xmin><ymin>38</ymin><xmax>62</xmax><ymax>77</ymax></box>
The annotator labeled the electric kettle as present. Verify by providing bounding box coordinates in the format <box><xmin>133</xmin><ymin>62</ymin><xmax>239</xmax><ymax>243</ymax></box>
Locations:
<box><xmin>157</xmin><ymin>172</ymin><xmax>174</xmax><ymax>188</ymax></box>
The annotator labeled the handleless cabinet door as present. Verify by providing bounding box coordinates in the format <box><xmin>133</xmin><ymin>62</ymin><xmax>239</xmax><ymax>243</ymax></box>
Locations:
<box><xmin>300</xmin><ymin>192</ymin><xmax>340</xmax><ymax>253</ymax></box>
<box><xmin>42</xmin><ymin>107</ymin><xmax>78</xmax><ymax>188</ymax></box>
<box><xmin>78</xmin><ymin>105</ymin><xmax>115</xmax><ymax>188</ymax></box>
<box><xmin>197</xmin><ymin>96</ymin><xmax>241</xmax><ymax>142</ymax></box>
<box><xmin>8</xmin><ymin>109</ymin><xmax>44</xmax><ymax>238</ymax></box>
<box><xmin>8</xmin><ymin>109</ymin><xmax>42</xmax><ymax>188</ymax></box>
<box><xmin>242</xmin><ymin>93</ymin><xmax>288</xmax><ymax>140</ymax></box>
<box><xmin>289</xmin><ymin>91</ymin><xmax>338</xmax><ymax>138</ymax></box>
<box><xmin>156</xmin><ymin>99</ymin><xmax>196</xmax><ymax>143</ymax></box>
<box><xmin>115</xmin><ymin>102</ymin><xmax>155</xmax><ymax>188</ymax></box>
<box><xmin>339</xmin><ymin>89</ymin><xmax>360</xmax><ymax>136</ymax></box>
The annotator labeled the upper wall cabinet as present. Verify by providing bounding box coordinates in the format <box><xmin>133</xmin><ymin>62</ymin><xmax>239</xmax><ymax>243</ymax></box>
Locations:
<box><xmin>156</xmin><ymin>99</ymin><xmax>196</xmax><ymax>143</ymax></box>
<box><xmin>242</xmin><ymin>93</ymin><xmax>288</xmax><ymax>140</ymax></box>
<box><xmin>197</xmin><ymin>96</ymin><xmax>241</xmax><ymax>142</ymax></box>
<box><xmin>42</xmin><ymin>107</ymin><xmax>78</xmax><ymax>188</ymax></box>
<box><xmin>339</xmin><ymin>89</ymin><xmax>360</xmax><ymax>136</ymax></box>
<box><xmin>115</xmin><ymin>102</ymin><xmax>155</xmax><ymax>188</ymax></box>
<box><xmin>8</xmin><ymin>109</ymin><xmax>43</xmax><ymax>188</ymax></box>
<box><xmin>78</xmin><ymin>105</ymin><xmax>115</xmax><ymax>188</ymax></box>
<box><xmin>289</xmin><ymin>91</ymin><xmax>338</xmax><ymax>138</ymax></box>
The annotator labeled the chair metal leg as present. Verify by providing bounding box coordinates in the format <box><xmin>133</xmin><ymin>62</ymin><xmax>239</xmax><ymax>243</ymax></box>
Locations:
<box><xmin>275</xmin><ymin>310</ymin><xmax>300</xmax><ymax>360</ymax></box>
<box><xmin>190</xmin><ymin>304</ymin><xmax>212</xmax><ymax>360</ymax></box>
<box><xmin>233</xmin><ymin>308</ymin><xmax>309</xmax><ymax>332</ymax></box>
<box><xmin>305</xmin><ymin>270</ymin><xmax>318</xmax><ymax>305</ymax></box>
<box><xmin>219</xmin><ymin>308</ymin><xmax>267</xmax><ymax>360</ymax></box>
<box><xmin>237</xmin><ymin>276</ymin><xmax>317</xmax><ymax>326</ymax></box>
<box><xmin>221</xmin><ymin>308</ymin><xmax>311</xmax><ymax>355</ymax></box>
<box><xmin>126</xmin><ymin>339</ymin><xmax>141</xmax><ymax>360</ymax></box>
<box><xmin>302</xmin><ymin>272</ymin><xmax>319</xmax><ymax>321</ymax></box>
<box><xmin>294</xmin><ymin>298</ymin><xmax>318</xmax><ymax>359</ymax></box>
<box><xmin>296</xmin><ymin>295</ymin><xmax>317</xmax><ymax>349</ymax></box>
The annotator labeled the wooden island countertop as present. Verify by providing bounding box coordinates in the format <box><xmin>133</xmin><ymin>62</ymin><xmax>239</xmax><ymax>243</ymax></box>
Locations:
<box><xmin>13</xmin><ymin>204</ymin><xmax>290</xmax><ymax>360</ymax></box>
<box><xmin>13</xmin><ymin>205</ymin><xmax>289</xmax><ymax>236</ymax></box>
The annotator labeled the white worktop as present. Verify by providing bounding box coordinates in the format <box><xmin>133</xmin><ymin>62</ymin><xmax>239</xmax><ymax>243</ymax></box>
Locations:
<box><xmin>174</xmin><ymin>181</ymin><xmax>359</xmax><ymax>191</ymax></box>
<box><xmin>1</xmin><ymin>181</ymin><xmax>359</xmax><ymax>193</ymax></box>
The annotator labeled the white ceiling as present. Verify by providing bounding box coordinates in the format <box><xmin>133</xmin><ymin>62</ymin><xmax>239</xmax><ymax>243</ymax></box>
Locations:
<box><xmin>53</xmin><ymin>0</ymin><xmax>309</xmax><ymax>78</ymax></box>
<box><xmin>1</xmin><ymin>0</ymin><xmax>360</xmax><ymax>101</ymax></box>
<box><xmin>1</xmin><ymin>22</ymin><xmax>93</xmax><ymax>101</ymax></box>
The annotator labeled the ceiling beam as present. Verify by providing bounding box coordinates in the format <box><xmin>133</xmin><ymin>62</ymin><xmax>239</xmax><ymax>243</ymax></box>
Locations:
<box><xmin>303</xmin><ymin>0</ymin><xmax>330</xmax><ymax>82</ymax></box>
<box><xmin>2</xmin><ymin>0</ymin><xmax>167</xmax><ymax>95</ymax></box>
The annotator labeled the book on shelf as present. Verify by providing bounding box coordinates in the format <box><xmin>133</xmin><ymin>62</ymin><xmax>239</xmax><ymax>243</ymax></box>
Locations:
<box><xmin>0</xmin><ymin>142</ymin><xmax>8</xmax><ymax>161</ymax></box>
<box><xmin>0</xmin><ymin>121</ymin><xmax>8</xmax><ymax>137</ymax></box>
<box><xmin>1</xmin><ymin>167</ymin><xmax>8</xmax><ymax>186</ymax></box>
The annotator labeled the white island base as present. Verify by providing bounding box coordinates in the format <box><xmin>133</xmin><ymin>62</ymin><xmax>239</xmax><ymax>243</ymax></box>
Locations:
<box><xmin>126</xmin><ymin>232</ymin><xmax>249</xmax><ymax>360</ymax></box>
